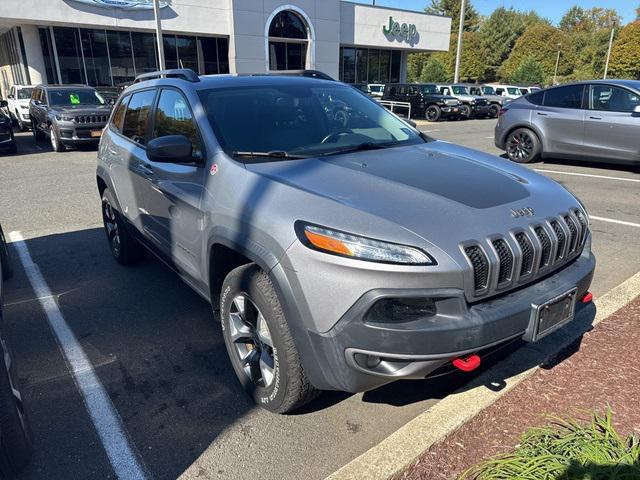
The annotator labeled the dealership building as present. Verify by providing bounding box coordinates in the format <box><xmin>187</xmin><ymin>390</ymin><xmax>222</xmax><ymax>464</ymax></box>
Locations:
<box><xmin>0</xmin><ymin>0</ymin><xmax>450</xmax><ymax>97</ymax></box>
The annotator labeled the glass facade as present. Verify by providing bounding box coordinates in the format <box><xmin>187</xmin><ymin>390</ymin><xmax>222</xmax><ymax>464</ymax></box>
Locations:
<box><xmin>38</xmin><ymin>26</ymin><xmax>229</xmax><ymax>87</ymax></box>
<box><xmin>339</xmin><ymin>47</ymin><xmax>402</xmax><ymax>84</ymax></box>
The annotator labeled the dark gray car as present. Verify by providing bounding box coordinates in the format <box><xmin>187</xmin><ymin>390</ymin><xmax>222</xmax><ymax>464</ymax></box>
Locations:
<box><xmin>495</xmin><ymin>80</ymin><xmax>640</xmax><ymax>164</ymax></box>
<box><xmin>97</xmin><ymin>69</ymin><xmax>595</xmax><ymax>413</ymax></box>
<box><xmin>29</xmin><ymin>85</ymin><xmax>112</xmax><ymax>152</ymax></box>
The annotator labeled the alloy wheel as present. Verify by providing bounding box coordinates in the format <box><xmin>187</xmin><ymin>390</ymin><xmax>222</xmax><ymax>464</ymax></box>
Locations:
<box><xmin>507</xmin><ymin>131</ymin><xmax>533</xmax><ymax>161</ymax></box>
<box><xmin>426</xmin><ymin>107</ymin><xmax>438</xmax><ymax>121</ymax></box>
<box><xmin>102</xmin><ymin>199</ymin><xmax>121</xmax><ymax>257</ymax></box>
<box><xmin>50</xmin><ymin>127</ymin><xmax>57</xmax><ymax>151</ymax></box>
<box><xmin>228</xmin><ymin>294</ymin><xmax>276</xmax><ymax>388</ymax></box>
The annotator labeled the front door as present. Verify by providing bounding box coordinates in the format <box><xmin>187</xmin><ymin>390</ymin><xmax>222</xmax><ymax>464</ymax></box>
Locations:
<box><xmin>534</xmin><ymin>84</ymin><xmax>586</xmax><ymax>156</ymax></box>
<box><xmin>583</xmin><ymin>84</ymin><xmax>640</xmax><ymax>162</ymax></box>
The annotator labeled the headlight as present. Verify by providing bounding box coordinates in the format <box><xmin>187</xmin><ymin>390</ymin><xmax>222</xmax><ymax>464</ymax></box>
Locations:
<box><xmin>296</xmin><ymin>223</ymin><xmax>435</xmax><ymax>265</ymax></box>
<box><xmin>20</xmin><ymin>105</ymin><xmax>29</xmax><ymax>110</ymax></box>
<box><xmin>55</xmin><ymin>115</ymin><xmax>75</xmax><ymax>122</ymax></box>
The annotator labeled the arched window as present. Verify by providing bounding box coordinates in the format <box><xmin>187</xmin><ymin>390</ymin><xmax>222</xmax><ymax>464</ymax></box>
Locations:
<box><xmin>268</xmin><ymin>10</ymin><xmax>308</xmax><ymax>70</ymax></box>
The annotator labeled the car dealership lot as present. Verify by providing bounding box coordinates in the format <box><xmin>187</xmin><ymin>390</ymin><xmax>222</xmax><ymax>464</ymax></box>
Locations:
<box><xmin>1</xmin><ymin>126</ymin><xmax>639</xmax><ymax>480</ymax></box>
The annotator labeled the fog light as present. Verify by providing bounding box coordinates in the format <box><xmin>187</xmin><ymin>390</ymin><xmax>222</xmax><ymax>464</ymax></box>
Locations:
<box><xmin>365</xmin><ymin>298</ymin><xmax>436</xmax><ymax>324</ymax></box>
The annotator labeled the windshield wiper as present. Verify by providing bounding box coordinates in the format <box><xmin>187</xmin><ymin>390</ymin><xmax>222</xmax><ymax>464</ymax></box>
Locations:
<box><xmin>318</xmin><ymin>141</ymin><xmax>398</xmax><ymax>157</ymax></box>
<box><xmin>231</xmin><ymin>150</ymin><xmax>310</xmax><ymax>160</ymax></box>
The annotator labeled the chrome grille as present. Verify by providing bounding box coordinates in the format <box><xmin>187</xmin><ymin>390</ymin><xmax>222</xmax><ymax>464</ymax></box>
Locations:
<box><xmin>463</xmin><ymin>211</ymin><xmax>589</xmax><ymax>297</ymax></box>
<box><xmin>75</xmin><ymin>115</ymin><xmax>108</xmax><ymax>124</ymax></box>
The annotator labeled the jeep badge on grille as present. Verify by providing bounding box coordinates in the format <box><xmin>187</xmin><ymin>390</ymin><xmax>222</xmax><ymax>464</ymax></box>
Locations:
<box><xmin>511</xmin><ymin>207</ymin><xmax>535</xmax><ymax>218</ymax></box>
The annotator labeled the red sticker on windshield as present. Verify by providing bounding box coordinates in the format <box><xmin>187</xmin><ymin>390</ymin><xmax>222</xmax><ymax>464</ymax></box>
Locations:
<box><xmin>210</xmin><ymin>164</ymin><xmax>218</xmax><ymax>176</ymax></box>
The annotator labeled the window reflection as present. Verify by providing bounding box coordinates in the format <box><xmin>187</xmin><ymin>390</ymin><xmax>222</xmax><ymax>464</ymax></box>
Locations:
<box><xmin>132</xmin><ymin>32</ymin><xmax>158</xmax><ymax>75</ymax></box>
<box><xmin>122</xmin><ymin>90</ymin><xmax>156</xmax><ymax>146</ymax></box>
<box><xmin>339</xmin><ymin>48</ymin><xmax>402</xmax><ymax>85</ymax></box>
<box><xmin>153</xmin><ymin>89</ymin><xmax>202</xmax><ymax>159</ymax></box>
<box><xmin>54</xmin><ymin>27</ymin><xmax>86</xmax><ymax>84</ymax></box>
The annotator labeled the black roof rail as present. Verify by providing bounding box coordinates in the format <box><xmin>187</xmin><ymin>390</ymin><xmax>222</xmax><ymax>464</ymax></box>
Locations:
<box><xmin>133</xmin><ymin>69</ymin><xmax>200</xmax><ymax>84</ymax></box>
<box><xmin>248</xmin><ymin>70</ymin><xmax>335</xmax><ymax>81</ymax></box>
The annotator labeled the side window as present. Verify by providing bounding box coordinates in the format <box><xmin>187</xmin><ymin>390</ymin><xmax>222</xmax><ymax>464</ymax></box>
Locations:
<box><xmin>122</xmin><ymin>89</ymin><xmax>156</xmax><ymax>146</ymax></box>
<box><xmin>441</xmin><ymin>87</ymin><xmax>450</xmax><ymax>95</ymax></box>
<box><xmin>407</xmin><ymin>86</ymin><xmax>418</xmax><ymax>95</ymax></box>
<box><xmin>40</xmin><ymin>90</ymin><xmax>48</xmax><ymax>105</ymax></box>
<box><xmin>543</xmin><ymin>85</ymin><xmax>584</xmax><ymax>109</ymax></box>
<box><xmin>590</xmin><ymin>85</ymin><xmax>640</xmax><ymax>113</ymax></box>
<box><xmin>526</xmin><ymin>91</ymin><xmax>545</xmax><ymax>106</ymax></box>
<box><xmin>110</xmin><ymin>94</ymin><xmax>130</xmax><ymax>134</ymax></box>
<box><xmin>469</xmin><ymin>87</ymin><xmax>479</xmax><ymax>95</ymax></box>
<box><xmin>152</xmin><ymin>89</ymin><xmax>203</xmax><ymax>160</ymax></box>
<box><xmin>496</xmin><ymin>88</ymin><xmax>504</xmax><ymax>95</ymax></box>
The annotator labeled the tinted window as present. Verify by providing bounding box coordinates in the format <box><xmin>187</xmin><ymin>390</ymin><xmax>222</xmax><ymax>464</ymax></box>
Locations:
<box><xmin>452</xmin><ymin>86</ymin><xmax>469</xmax><ymax>95</ymax></box>
<box><xmin>507</xmin><ymin>87</ymin><xmax>520</xmax><ymax>95</ymax></box>
<box><xmin>407</xmin><ymin>86</ymin><xmax>418</xmax><ymax>95</ymax></box>
<box><xmin>421</xmin><ymin>85</ymin><xmax>438</xmax><ymax>94</ymax></box>
<box><xmin>590</xmin><ymin>85</ymin><xmax>640</xmax><ymax>113</ymax></box>
<box><xmin>526</xmin><ymin>91</ymin><xmax>545</xmax><ymax>106</ymax></box>
<box><xmin>110</xmin><ymin>94</ymin><xmax>130</xmax><ymax>133</ymax></box>
<box><xmin>543</xmin><ymin>85</ymin><xmax>584</xmax><ymax>109</ymax></box>
<box><xmin>48</xmin><ymin>89</ymin><xmax>105</xmax><ymax>106</ymax></box>
<box><xmin>482</xmin><ymin>86</ymin><xmax>496</xmax><ymax>95</ymax></box>
<box><xmin>17</xmin><ymin>88</ymin><xmax>33</xmax><ymax>100</ymax></box>
<box><xmin>153</xmin><ymin>89</ymin><xmax>202</xmax><ymax>159</ymax></box>
<box><xmin>122</xmin><ymin>90</ymin><xmax>156</xmax><ymax>145</ymax></box>
<box><xmin>496</xmin><ymin>88</ymin><xmax>505</xmax><ymax>95</ymax></box>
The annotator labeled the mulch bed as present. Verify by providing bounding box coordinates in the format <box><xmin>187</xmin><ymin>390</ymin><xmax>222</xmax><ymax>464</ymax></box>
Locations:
<box><xmin>397</xmin><ymin>295</ymin><xmax>640</xmax><ymax>480</ymax></box>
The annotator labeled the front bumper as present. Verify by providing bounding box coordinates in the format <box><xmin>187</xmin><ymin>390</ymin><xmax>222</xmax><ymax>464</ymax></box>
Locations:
<box><xmin>301</xmin><ymin>249</ymin><xmax>595</xmax><ymax>392</ymax></box>
<box><xmin>57</xmin><ymin>122</ymin><xmax>106</xmax><ymax>145</ymax></box>
<box><xmin>471</xmin><ymin>104</ymin><xmax>491</xmax><ymax>117</ymax></box>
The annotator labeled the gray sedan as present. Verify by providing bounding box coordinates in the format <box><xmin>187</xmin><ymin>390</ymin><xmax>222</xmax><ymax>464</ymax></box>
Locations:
<box><xmin>495</xmin><ymin>80</ymin><xmax>640</xmax><ymax>164</ymax></box>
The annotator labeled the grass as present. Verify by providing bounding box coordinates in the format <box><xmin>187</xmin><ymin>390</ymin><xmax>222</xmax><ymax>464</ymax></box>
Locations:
<box><xmin>460</xmin><ymin>409</ymin><xmax>640</xmax><ymax>480</ymax></box>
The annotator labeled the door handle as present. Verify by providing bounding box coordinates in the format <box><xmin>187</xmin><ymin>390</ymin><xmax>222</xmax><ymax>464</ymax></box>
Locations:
<box><xmin>589</xmin><ymin>116</ymin><xmax>602</xmax><ymax>120</ymax></box>
<box><xmin>536</xmin><ymin>112</ymin><xmax>548</xmax><ymax>116</ymax></box>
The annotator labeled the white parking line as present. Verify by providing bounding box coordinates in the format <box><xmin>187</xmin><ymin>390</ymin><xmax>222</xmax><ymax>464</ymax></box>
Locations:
<box><xmin>590</xmin><ymin>216</ymin><xmax>640</xmax><ymax>228</ymax></box>
<box><xmin>534</xmin><ymin>169</ymin><xmax>640</xmax><ymax>183</ymax></box>
<box><xmin>8</xmin><ymin>231</ymin><xmax>148</xmax><ymax>480</ymax></box>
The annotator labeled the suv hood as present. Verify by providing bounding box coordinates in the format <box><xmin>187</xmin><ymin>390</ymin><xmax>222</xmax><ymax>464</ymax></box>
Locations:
<box><xmin>50</xmin><ymin>104</ymin><xmax>112</xmax><ymax>115</ymax></box>
<box><xmin>246</xmin><ymin>141</ymin><xmax>580</xmax><ymax>250</ymax></box>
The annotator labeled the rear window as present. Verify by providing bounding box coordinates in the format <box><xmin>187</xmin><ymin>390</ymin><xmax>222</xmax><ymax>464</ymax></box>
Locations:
<box><xmin>122</xmin><ymin>89</ymin><xmax>156</xmax><ymax>145</ymax></box>
<box><xmin>543</xmin><ymin>85</ymin><xmax>584</xmax><ymax>109</ymax></box>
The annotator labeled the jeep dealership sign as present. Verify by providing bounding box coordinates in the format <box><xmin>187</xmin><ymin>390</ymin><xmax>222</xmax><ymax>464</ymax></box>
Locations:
<box><xmin>69</xmin><ymin>0</ymin><xmax>168</xmax><ymax>10</ymax></box>
<box><xmin>382</xmin><ymin>16</ymin><xmax>418</xmax><ymax>42</ymax></box>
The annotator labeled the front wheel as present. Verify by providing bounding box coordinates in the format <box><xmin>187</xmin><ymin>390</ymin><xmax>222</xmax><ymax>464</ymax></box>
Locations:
<box><xmin>32</xmin><ymin>124</ymin><xmax>44</xmax><ymax>142</ymax></box>
<box><xmin>101</xmin><ymin>189</ymin><xmax>143</xmax><ymax>265</ymax></box>
<box><xmin>488</xmin><ymin>104</ymin><xmax>500</xmax><ymax>118</ymax></box>
<box><xmin>221</xmin><ymin>264</ymin><xmax>319</xmax><ymax>413</ymax></box>
<box><xmin>505</xmin><ymin>128</ymin><xmax>541</xmax><ymax>163</ymax></box>
<box><xmin>425</xmin><ymin>105</ymin><xmax>441</xmax><ymax>122</ymax></box>
<box><xmin>50</xmin><ymin>125</ymin><xmax>65</xmax><ymax>152</ymax></box>
<box><xmin>460</xmin><ymin>104</ymin><xmax>472</xmax><ymax>119</ymax></box>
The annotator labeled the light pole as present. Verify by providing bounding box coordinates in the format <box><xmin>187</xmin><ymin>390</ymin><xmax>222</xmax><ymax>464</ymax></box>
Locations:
<box><xmin>153</xmin><ymin>0</ymin><xmax>166</xmax><ymax>71</ymax></box>
<box><xmin>453</xmin><ymin>0</ymin><xmax>465</xmax><ymax>83</ymax></box>
<box><xmin>553</xmin><ymin>43</ymin><xmax>561</xmax><ymax>85</ymax></box>
<box><xmin>603</xmin><ymin>23</ymin><xmax>616</xmax><ymax>79</ymax></box>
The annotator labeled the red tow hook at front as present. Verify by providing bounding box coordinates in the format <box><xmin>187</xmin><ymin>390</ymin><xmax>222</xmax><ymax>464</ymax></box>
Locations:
<box><xmin>452</xmin><ymin>354</ymin><xmax>481</xmax><ymax>372</ymax></box>
<box><xmin>581</xmin><ymin>292</ymin><xmax>593</xmax><ymax>303</ymax></box>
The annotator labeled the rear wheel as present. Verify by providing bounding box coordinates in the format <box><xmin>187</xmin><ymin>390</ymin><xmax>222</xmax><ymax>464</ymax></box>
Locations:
<box><xmin>0</xmin><ymin>339</ymin><xmax>33</xmax><ymax>476</ymax></box>
<box><xmin>506</xmin><ymin>128</ymin><xmax>541</xmax><ymax>163</ymax></box>
<box><xmin>101</xmin><ymin>189</ymin><xmax>143</xmax><ymax>265</ymax></box>
<box><xmin>221</xmin><ymin>264</ymin><xmax>319</xmax><ymax>413</ymax></box>
<box><xmin>425</xmin><ymin>105</ymin><xmax>441</xmax><ymax>122</ymax></box>
<box><xmin>460</xmin><ymin>104</ymin><xmax>472</xmax><ymax>119</ymax></box>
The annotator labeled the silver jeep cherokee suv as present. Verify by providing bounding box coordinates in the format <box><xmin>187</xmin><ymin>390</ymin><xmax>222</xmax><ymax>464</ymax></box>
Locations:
<box><xmin>97</xmin><ymin>69</ymin><xmax>595</xmax><ymax>413</ymax></box>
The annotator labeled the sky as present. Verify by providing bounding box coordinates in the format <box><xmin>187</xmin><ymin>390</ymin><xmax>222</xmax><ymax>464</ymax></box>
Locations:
<box><xmin>351</xmin><ymin>0</ymin><xmax>637</xmax><ymax>25</ymax></box>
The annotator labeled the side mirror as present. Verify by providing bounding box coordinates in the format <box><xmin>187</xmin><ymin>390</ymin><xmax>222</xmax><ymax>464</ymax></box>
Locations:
<box><xmin>0</xmin><ymin>100</ymin><xmax>7</xmax><ymax>108</ymax></box>
<box><xmin>147</xmin><ymin>135</ymin><xmax>193</xmax><ymax>163</ymax></box>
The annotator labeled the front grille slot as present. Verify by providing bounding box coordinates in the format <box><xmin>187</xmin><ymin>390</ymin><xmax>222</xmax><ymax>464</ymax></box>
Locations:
<box><xmin>515</xmin><ymin>232</ymin><xmax>534</xmax><ymax>276</ymax></box>
<box><xmin>75</xmin><ymin>115</ymin><xmax>107</xmax><ymax>124</ymax></box>
<box><xmin>564</xmin><ymin>215</ymin><xmax>578</xmax><ymax>253</ymax></box>
<box><xmin>535</xmin><ymin>227</ymin><xmax>551</xmax><ymax>268</ymax></box>
<box><xmin>573</xmin><ymin>209</ymin><xmax>588</xmax><ymax>247</ymax></box>
<box><xmin>492</xmin><ymin>239</ymin><xmax>513</xmax><ymax>284</ymax></box>
<box><xmin>550</xmin><ymin>220</ymin><xmax>566</xmax><ymax>261</ymax></box>
<box><xmin>465</xmin><ymin>246</ymin><xmax>489</xmax><ymax>292</ymax></box>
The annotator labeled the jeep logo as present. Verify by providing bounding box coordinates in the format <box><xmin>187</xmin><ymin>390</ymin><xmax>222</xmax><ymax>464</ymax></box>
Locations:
<box><xmin>511</xmin><ymin>207</ymin><xmax>535</xmax><ymax>218</ymax></box>
<box><xmin>383</xmin><ymin>16</ymin><xmax>418</xmax><ymax>43</ymax></box>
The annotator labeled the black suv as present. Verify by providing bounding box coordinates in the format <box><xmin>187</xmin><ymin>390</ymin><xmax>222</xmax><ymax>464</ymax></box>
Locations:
<box><xmin>0</xmin><ymin>102</ymin><xmax>17</xmax><ymax>154</ymax></box>
<box><xmin>29</xmin><ymin>85</ymin><xmax>113</xmax><ymax>152</ymax></box>
<box><xmin>382</xmin><ymin>83</ymin><xmax>462</xmax><ymax>121</ymax></box>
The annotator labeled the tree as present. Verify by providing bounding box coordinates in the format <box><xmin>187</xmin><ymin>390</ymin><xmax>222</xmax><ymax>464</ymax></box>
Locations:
<box><xmin>479</xmin><ymin>7</ymin><xmax>548</xmax><ymax>77</ymax></box>
<box><xmin>419</xmin><ymin>57</ymin><xmax>448</xmax><ymax>82</ymax></box>
<box><xmin>499</xmin><ymin>24</ymin><xmax>574</xmax><ymax>82</ymax></box>
<box><xmin>455</xmin><ymin>31</ymin><xmax>488</xmax><ymax>81</ymax></box>
<box><xmin>425</xmin><ymin>0</ymin><xmax>481</xmax><ymax>32</ymax></box>
<box><xmin>406</xmin><ymin>52</ymin><xmax>431</xmax><ymax>83</ymax></box>
<box><xmin>510</xmin><ymin>56</ymin><xmax>546</xmax><ymax>84</ymax></box>
<box><xmin>608</xmin><ymin>21</ymin><xmax>640</xmax><ymax>79</ymax></box>
<box><xmin>559</xmin><ymin>6</ymin><xmax>620</xmax><ymax>32</ymax></box>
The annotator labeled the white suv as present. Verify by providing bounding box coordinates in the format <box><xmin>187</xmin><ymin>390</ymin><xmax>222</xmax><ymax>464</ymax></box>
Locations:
<box><xmin>6</xmin><ymin>85</ymin><xmax>34</xmax><ymax>131</ymax></box>
<box><xmin>484</xmin><ymin>84</ymin><xmax>523</xmax><ymax>100</ymax></box>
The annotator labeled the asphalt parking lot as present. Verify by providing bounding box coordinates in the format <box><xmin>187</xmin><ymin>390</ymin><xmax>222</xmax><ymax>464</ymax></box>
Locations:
<box><xmin>1</xmin><ymin>121</ymin><xmax>638</xmax><ymax>480</ymax></box>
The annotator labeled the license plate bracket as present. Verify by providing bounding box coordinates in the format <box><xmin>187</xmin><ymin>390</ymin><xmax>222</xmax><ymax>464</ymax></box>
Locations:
<box><xmin>524</xmin><ymin>288</ymin><xmax>577</xmax><ymax>342</ymax></box>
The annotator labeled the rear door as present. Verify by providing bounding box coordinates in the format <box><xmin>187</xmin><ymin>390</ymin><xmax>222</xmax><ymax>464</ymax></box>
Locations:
<box><xmin>583</xmin><ymin>84</ymin><xmax>640</xmax><ymax>162</ymax></box>
<box><xmin>533</xmin><ymin>84</ymin><xmax>586</xmax><ymax>156</ymax></box>
<box><xmin>141</xmin><ymin>87</ymin><xmax>207</xmax><ymax>281</ymax></box>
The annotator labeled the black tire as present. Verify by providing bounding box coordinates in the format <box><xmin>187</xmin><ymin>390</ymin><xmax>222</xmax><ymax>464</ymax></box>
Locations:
<box><xmin>49</xmin><ymin>125</ymin><xmax>65</xmax><ymax>152</ymax></box>
<box><xmin>488</xmin><ymin>104</ymin><xmax>500</xmax><ymax>118</ymax></box>
<box><xmin>220</xmin><ymin>264</ymin><xmax>319</xmax><ymax>413</ymax></box>
<box><xmin>16</xmin><ymin>113</ymin><xmax>27</xmax><ymax>132</ymax></box>
<box><xmin>101</xmin><ymin>188</ymin><xmax>143</xmax><ymax>265</ymax></box>
<box><xmin>424</xmin><ymin>105</ymin><xmax>441</xmax><ymax>122</ymax></box>
<box><xmin>0</xmin><ymin>226</ymin><xmax>12</xmax><ymax>281</ymax></box>
<box><xmin>0</xmin><ymin>339</ymin><xmax>33</xmax><ymax>476</ymax></box>
<box><xmin>32</xmin><ymin>124</ymin><xmax>44</xmax><ymax>142</ymax></box>
<box><xmin>505</xmin><ymin>127</ymin><xmax>542</xmax><ymax>163</ymax></box>
<box><xmin>460</xmin><ymin>104</ymin><xmax>472</xmax><ymax>119</ymax></box>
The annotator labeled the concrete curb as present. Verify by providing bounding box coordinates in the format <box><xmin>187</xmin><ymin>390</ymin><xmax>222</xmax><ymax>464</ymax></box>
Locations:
<box><xmin>325</xmin><ymin>271</ymin><xmax>640</xmax><ymax>480</ymax></box>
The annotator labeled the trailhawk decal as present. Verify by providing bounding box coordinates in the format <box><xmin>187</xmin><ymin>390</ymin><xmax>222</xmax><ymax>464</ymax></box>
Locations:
<box><xmin>69</xmin><ymin>0</ymin><xmax>169</xmax><ymax>10</ymax></box>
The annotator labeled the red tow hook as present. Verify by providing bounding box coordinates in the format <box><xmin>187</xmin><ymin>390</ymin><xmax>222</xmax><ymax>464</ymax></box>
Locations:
<box><xmin>581</xmin><ymin>292</ymin><xmax>593</xmax><ymax>303</ymax></box>
<box><xmin>452</xmin><ymin>354</ymin><xmax>481</xmax><ymax>372</ymax></box>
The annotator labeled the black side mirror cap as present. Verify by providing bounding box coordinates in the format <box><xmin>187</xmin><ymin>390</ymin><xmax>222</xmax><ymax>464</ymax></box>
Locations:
<box><xmin>147</xmin><ymin>135</ymin><xmax>193</xmax><ymax>163</ymax></box>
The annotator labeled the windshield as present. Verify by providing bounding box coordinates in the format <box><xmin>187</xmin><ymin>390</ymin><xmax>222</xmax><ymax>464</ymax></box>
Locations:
<box><xmin>507</xmin><ymin>87</ymin><xmax>520</xmax><ymax>95</ymax></box>
<box><xmin>519</xmin><ymin>88</ymin><xmax>529</xmax><ymax>94</ymax></box>
<box><xmin>420</xmin><ymin>85</ymin><xmax>439</xmax><ymax>94</ymax></box>
<box><xmin>482</xmin><ymin>86</ymin><xmax>496</xmax><ymax>95</ymax></box>
<box><xmin>48</xmin><ymin>89</ymin><xmax>105</xmax><ymax>106</ymax></box>
<box><xmin>199</xmin><ymin>84</ymin><xmax>426</xmax><ymax>159</ymax></box>
<box><xmin>17</xmin><ymin>88</ymin><xmax>33</xmax><ymax>100</ymax></box>
<box><xmin>452</xmin><ymin>86</ymin><xmax>469</xmax><ymax>95</ymax></box>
